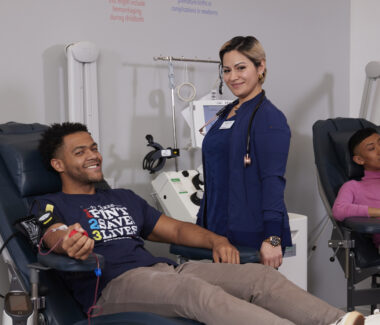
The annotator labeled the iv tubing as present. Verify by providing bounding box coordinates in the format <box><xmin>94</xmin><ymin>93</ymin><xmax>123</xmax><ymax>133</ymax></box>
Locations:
<box><xmin>154</xmin><ymin>55</ymin><xmax>219</xmax><ymax>172</ymax></box>
<box><xmin>168</xmin><ymin>58</ymin><xmax>179</xmax><ymax>171</ymax></box>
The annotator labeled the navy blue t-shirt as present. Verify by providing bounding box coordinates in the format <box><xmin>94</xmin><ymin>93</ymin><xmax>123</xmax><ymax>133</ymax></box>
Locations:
<box><xmin>31</xmin><ymin>189</ymin><xmax>176</xmax><ymax>312</ymax></box>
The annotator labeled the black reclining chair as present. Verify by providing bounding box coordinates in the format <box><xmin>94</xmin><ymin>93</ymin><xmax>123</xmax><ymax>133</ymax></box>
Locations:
<box><xmin>312</xmin><ymin>117</ymin><xmax>380</xmax><ymax>312</ymax></box>
<box><xmin>0</xmin><ymin>122</ymin><xmax>203</xmax><ymax>325</ymax></box>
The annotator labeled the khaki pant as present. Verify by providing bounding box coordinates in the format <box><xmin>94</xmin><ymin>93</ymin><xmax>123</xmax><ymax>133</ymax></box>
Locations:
<box><xmin>97</xmin><ymin>262</ymin><xmax>344</xmax><ymax>325</ymax></box>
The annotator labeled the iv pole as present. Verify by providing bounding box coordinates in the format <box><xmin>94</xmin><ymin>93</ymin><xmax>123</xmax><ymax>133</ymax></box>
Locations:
<box><xmin>153</xmin><ymin>56</ymin><xmax>220</xmax><ymax>171</ymax></box>
<box><xmin>359</xmin><ymin>61</ymin><xmax>380</xmax><ymax>119</ymax></box>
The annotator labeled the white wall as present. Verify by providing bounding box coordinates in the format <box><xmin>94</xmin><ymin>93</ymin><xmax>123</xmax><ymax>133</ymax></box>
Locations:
<box><xmin>0</xmin><ymin>0</ymin><xmax>352</xmax><ymax>309</ymax></box>
<box><xmin>350</xmin><ymin>0</ymin><xmax>380</xmax><ymax>120</ymax></box>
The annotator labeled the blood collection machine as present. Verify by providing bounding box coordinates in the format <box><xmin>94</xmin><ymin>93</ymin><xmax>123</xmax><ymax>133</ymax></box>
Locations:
<box><xmin>151</xmin><ymin>170</ymin><xmax>308</xmax><ymax>290</ymax></box>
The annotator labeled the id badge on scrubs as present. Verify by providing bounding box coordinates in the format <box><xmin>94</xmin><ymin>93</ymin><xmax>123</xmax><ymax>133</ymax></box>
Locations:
<box><xmin>219</xmin><ymin>120</ymin><xmax>235</xmax><ymax>129</ymax></box>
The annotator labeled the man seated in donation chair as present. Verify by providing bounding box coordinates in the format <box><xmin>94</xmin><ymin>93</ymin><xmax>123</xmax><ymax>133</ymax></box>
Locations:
<box><xmin>0</xmin><ymin>121</ymin><xmax>200</xmax><ymax>325</ymax></box>
<box><xmin>313</xmin><ymin>117</ymin><xmax>380</xmax><ymax>316</ymax></box>
<box><xmin>26</xmin><ymin>121</ymin><xmax>380</xmax><ymax>325</ymax></box>
<box><xmin>332</xmin><ymin>128</ymin><xmax>380</xmax><ymax>253</ymax></box>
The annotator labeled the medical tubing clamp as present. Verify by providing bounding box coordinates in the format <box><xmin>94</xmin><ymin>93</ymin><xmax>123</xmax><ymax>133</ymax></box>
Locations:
<box><xmin>142</xmin><ymin>134</ymin><xmax>180</xmax><ymax>174</ymax></box>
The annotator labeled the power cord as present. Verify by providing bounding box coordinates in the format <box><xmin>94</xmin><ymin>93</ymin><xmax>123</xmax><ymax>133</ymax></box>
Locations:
<box><xmin>142</xmin><ymin>134</ymin><xmax>180</xmax><ymax>174</ymax></box>
<box><xmin>176</xmin><ymin>62</ymin><xmax>196</xmax><ymax>102</ymax></box>
<box><xmin>0</xmin><ymin>232</ymin><xmax>19</xmax><ymax>299</ymax></box>
<box><xmin>0</xmin><ymin>232</ymin><xmax>18</xmax><ymax>256</ymax></box>
<box><xmin>307</xmin><ymin>213</ymin><xmax>330</xmax><ymax>261</ymax></box>
<box><xmin>176</xmin><ymin>82</ymin><xmax>196</xmax><ymax>102</ymax></box>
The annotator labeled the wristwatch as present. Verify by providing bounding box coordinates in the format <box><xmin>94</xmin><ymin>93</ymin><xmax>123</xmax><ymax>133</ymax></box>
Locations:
<box><xmin>264</xmin><ymin>236</ymin><xmax>281</xmax><ymax>247</ymax></box>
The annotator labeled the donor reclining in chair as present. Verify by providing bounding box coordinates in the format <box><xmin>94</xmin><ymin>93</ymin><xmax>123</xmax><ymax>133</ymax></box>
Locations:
<box><xmin>333</xmin><ymin>128</ymin><xmax>380</xmax><ymax>253</ymax></box>
<box><xmin>30</xmin><ymin>122</ymin><xmax>378</xmax><ymax>325</ymax></box>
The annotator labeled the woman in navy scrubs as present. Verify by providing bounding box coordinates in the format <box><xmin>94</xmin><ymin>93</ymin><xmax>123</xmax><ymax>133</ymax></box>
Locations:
<box><xmin>197</xmin><ymin>36</ymin><xmax>292</xmax><ymax>269</ymax></box>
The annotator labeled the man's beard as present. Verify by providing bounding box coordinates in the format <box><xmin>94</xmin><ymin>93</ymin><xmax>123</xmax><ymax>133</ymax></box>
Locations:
<box><xmin>68</xmin><ymin>169</ymin><xmax>104</xmax><ymax>185</ymax></box>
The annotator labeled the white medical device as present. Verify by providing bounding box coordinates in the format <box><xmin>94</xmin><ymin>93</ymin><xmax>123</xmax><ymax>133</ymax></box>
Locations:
<box><xmin>152</xmin><ymin>170</ymin><xmax>203</xmax><ymax>223</ymax></box>
<box><xmin>183</xmin><ymin>99</ymin><xmax>232</xmax><ymax>148</ymax></box>
<box><xmin>278</xmin><ymin>213</ymin><xmax>308</xmax><ymax>290</ymax></box>
<box><xmin>152</xmin><ymin>170</ymin><xmax>308</xmax><ymax>290</ymax></box>
<box><xmin>2</xmin><ymin>291</ymin><xmax>33</xmax><ymax>325</ymax></box>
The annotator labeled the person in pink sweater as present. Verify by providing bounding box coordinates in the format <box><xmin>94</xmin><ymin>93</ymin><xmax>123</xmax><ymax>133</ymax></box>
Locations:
<box><xmin>332</xmin><ymin>127</ymin><xmax>380</xmax><ymax>248</ymax></box>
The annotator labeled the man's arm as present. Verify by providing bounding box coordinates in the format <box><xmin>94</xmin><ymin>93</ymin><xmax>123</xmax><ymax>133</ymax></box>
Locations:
<box><xmin>147</xmin><ymin>214</ymin><xmax>240</xmax><ymax>264</ymax></box>
<box><xmin>332</xmin><ymin>182</ymin><xmax>369</xmax><ymax>220</ymax></box>
<box><xmin>42</xmin><ymin>222</ymin><xmax>94</xmax><ymax>260</ymax></box>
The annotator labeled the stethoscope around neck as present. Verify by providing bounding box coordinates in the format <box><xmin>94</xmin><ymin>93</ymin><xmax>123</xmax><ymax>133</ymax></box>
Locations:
<box><xmin>199</xmin><ymin>90</ymin><xmax>266</xmax><ymax>168</ymax></box>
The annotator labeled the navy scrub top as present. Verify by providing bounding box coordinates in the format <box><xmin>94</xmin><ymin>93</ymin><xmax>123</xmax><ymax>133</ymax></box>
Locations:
<box><xmin>202</xmin><ymin>113</ymin><xmax>236</xmax><ymax>236</ymax></box>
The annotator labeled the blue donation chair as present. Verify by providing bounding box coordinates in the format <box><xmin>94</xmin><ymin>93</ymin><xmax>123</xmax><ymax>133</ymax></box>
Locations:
<box><xmin>312</xmin><ymin>117</ymin><xmax>380</xmax><ymax>312</ymax></box>
<box><xmin>0</xmin><ymin>122</ymin><xmax>202</xmax><ymax>325</ymax></box>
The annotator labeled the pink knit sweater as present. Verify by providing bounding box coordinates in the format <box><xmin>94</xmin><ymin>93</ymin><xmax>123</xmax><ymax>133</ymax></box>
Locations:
<box><xmin>332</xmin><ymin>170</ymin><xmax>380</xmax><ymax>247</ymax></box>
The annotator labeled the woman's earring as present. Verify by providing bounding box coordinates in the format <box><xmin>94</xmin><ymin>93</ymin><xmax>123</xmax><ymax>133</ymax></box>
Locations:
<box><xmin>258</xmin><ymin>74</ymin><xmax>263</xmax><ymax>81</ymax></box>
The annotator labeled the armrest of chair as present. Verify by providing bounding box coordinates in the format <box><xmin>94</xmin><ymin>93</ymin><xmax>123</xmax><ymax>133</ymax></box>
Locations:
<box><xmin>37</xmin><ymin>253</ymin><xmax>105</xmax><ymax>272</ymax></box>
<box><xmin>169</xmin><ymin>244</ymin><xmax>260</xmax><ymax>264</ymax></box>
<box><xmin>343</xmin><ymin>217</ymin><xmax>380</xmax><ymax>234</ymax></box>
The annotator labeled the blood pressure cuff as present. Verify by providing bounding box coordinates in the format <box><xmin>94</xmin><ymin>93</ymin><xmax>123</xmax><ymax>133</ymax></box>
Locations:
<box><xmin>14</xmin><ymin>215</ymin><xmax>42</xmax><ymax>248</ymax></box>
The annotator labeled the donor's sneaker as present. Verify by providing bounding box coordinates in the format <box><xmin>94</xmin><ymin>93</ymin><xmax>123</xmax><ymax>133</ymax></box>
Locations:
<box><xmin>330</xmin><ymin>311</ymin><xmax>364</xmax><ymax>325</ymax></box>
<box><xmin>365</xmin><ymin>309</ymin><xmax>380</xmax><ymax>325</ymax></box>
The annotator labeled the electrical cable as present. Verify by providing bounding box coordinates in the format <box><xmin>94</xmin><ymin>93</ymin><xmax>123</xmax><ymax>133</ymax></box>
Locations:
<box><xmin>0</xmin><ymin>232</ymin><xmax>18</xmax><ymax>299</ymax></box>
<box><xmin>308</xmin><ymin>214</ymin><xmax>330</xmax><ymax>250</ymax></box>
<box><xmin>142</xmin><ymin>134</ymin><xmax>180</xmax><ymax>174</ymax></box>
<box><xmin>307</xmin><ymin>213</ymin><xmax>330</xmax><ymax>262</ymax></box>
<box><xmin>176</xmin><ymin>62</ymin><xmax>196</xmax><ymax>102</ymax></box>
<box><xmin>0</xmin><ymin>232</ymin><xmax>18</xmax><ymax>256</ymax></box>
<box><xmin>176</xmin><ymin>82</ymin><xmax>196</xmax><ymax>102</ymax></box>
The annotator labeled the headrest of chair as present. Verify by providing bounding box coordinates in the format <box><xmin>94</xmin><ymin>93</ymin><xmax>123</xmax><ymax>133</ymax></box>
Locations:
<box><xmin>0</xmin><ymin>134</ymin><xmax>61</xmax><ymax>198</ymax></box>
<box><xmin>329</xmin><ymin>131</ymin><xmax>364</xmax><ymax>180</ymax></box>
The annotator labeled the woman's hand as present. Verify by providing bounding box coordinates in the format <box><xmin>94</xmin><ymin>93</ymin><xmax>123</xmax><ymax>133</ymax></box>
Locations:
<box><xmin>260</xmin><ymin>241</ymin><xmax>283</xmax><ymax>269</ymax></box>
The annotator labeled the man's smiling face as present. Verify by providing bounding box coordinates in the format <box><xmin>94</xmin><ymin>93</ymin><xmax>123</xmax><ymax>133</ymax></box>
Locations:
<box><xmin>52</xmin><ymin>131</ymin><xmax>103</xmax><ymax>188</ymax></box>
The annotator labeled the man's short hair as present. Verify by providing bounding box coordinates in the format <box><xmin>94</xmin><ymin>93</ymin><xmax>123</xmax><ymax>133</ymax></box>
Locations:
<box><xmin>39</xmin><ymin>122</ymin><xmax>88</xmax><ymax>171</ymax></box>
<box><xmin>348</xmin><ymin>127</ymin><xmax>379</xmax><ymax>157</ymax></box>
